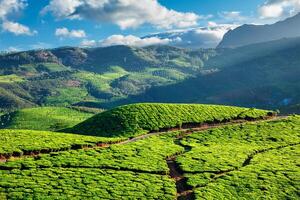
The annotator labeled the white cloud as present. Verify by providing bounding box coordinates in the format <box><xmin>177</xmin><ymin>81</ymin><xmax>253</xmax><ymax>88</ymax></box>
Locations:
<box><xmin>7</xmin><ymin>46</ymin><xmax>21</xmax><ymax>52</ymax></box>
<box><xmin>0</xmin><ymin>0</ymin><xmax>26</xmax><ymax>20</ymax></box>
<box><xmin>219</xmin><ymin>11</ymin><xmax>247</xmax><ymax>22</ymax></box>
<box><xmin>30</xmin><ymin>42</ymin><xmax>52</xmax><ymax>50</ymax></box>
<box><xmin>42</xmin><ymin>0</ymin><xmax>200</xmax><ymax>29</ymax></box>
<box><xmin>258</xmin><ymin>0</ymin><xmax>300</xmax><ymax>19</ymax></box>
<box><xmin>2</xmin><ymin>21</ymin><xmax>37</xmax><ymax>36</ymax></box>
<box><xmin>0</xmin><ymin>0</ymin><xmax>37</xmax><ymax>36</ymax></box>
<box><xmin>144</xmin><ymin>23</ymin><xmax>238</xmax><ymax>48</ymax></box>
<box><xmin>99</xmin><ymin>35</ymin><xmax>172</xmax><ymax>47</ymax></box>
<box><xmin>55</xmin><ymin>27</ymin><xmax>86</xmax><ymax>38</ymax></box>
<box><xmin>80</xmin><ymin>39</ymin><xmax>96</xmax><ymax>47</ymax></box>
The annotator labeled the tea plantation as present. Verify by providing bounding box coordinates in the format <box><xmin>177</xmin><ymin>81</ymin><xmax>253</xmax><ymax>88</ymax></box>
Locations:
<box><xmin>0</xmin><ymin>104</ymin><xmax>298</xmax><ymax>200</ymax></box>
<box><xmin>69</xmin><ymin>103</ymin><xmax>273</xmax><ymax>137</ymax></box>
<box><xmin>0</xmin><ymin>129</ymin><xmax>122</xmax><ymax>159</ymax></box>
<box><xmin>0</xmin><ymin>107</ymin><xmax>95</xmax><ymax>131</ymax></box>
<box><xmin>177</xmin><ymin>116</ymin><xmax>300</xmax><ymax>199</ymax></box>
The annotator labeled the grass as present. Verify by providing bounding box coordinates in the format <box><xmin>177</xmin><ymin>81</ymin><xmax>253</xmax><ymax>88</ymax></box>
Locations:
<box><xmin>70</xmin><ymin>103</ymin><xmax>274</xmax><ymax>138</ymax></box>
<box><xmin>0</xmin><ymin>107</ymin><xmax>94</xmax><ymax>131</ymax></box>
<box><xmin>45</xmin><ymin>88</ymin><xmax>93</xmax><ymax>106</ymax></box>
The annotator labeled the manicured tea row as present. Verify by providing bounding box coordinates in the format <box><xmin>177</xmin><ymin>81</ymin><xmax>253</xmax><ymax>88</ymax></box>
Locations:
<box><xmin>70</xmin><ymin>103</ymin><xmax>274</xmax><ymax>137</ymax></box>
<box><xmin>1</xmin><ymin>132</ymin><xmax>183</xmax><ymax>174</ymax></box>
<box><xmin>176</xmin><ymin>116</ymin><xmax>300</xmax><ymax>199</ymax></box>
<box><xmin>0</xmin><ymin>129</ymin><xmax>123</xmax><ymax>157</ymax></box>
<box><xmin>0</xmin><ymin>107</ymin><xmax>93</xmax><ymax>131</ymax></box>
<box><xmin>0</xmin><ymin>168</ymin><xmax>176</xmax><ymax>199</ymax></box>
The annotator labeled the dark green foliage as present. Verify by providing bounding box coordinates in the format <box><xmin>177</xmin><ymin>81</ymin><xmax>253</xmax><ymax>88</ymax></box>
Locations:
<box><xmin>0</xmin><ymin>45</ymin><xmax>211</xmax><ymax>111</ymax></box>
<box><xmin>120</xmin><ymin>37</ymin><xmax>300</xmax><ymax>111</ymax></box>
<box><xmin>70</xmin><ymin>103</ymin><xmax>272</xmax><ymax>137</ymax></box>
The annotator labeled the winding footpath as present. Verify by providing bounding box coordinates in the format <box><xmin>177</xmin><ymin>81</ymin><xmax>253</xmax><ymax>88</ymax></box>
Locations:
<box><xmin>0</xmin><ymin>115</ymin><xmax>293</xmax><ymax>200</ymax></box>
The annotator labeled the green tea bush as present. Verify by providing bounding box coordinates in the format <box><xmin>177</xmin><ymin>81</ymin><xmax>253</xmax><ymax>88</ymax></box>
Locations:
<box><xmin>0</xmin><ymin>168</ymin><xmax>176</xmax><ymax>199</ymax></box>
<box><xmin>0</xmin><ymin>107</ymin><xmax>93</xmax><ymax>131</ymax></box>
<box><xmin>0</xmin><ymin>129</ymin><xmax>122</xmax><ymax>157</ymax></box>
<box><xmin>70</xmin><ymin>103</ymin><xmax>273</xmax><ymax>137</ymax></box>
<box><xmin>176</xmin><ymin>116</ymin><xmax>300</xmax><ymax>199</ymax></box>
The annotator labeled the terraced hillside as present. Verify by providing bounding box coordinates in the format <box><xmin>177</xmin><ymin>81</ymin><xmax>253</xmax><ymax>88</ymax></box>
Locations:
<box><xmin>69</xmin><ymin>103</ymin><xmax>274</xmax><ymax>137</ymax></box>
<box><xmin>0</xmin><ymin>107</ymin><xmax>97</xmax><ymax>131</ymax></box>
<box><xmin>0</xmin><ymin>105</ymin><xmax>298</xmax><ymax>199</ymax></box>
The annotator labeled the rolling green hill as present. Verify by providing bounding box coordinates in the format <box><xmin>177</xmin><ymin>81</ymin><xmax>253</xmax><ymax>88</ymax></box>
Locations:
<box><xmin>69</xmin><ymin>103</ymin><xmax>273</xmax><ymax>138</ymax></box>
<box><xmin>0</xmin><ymin>107</ymin><xmax>95</xmax><ymax>131</ymax></box>
<box><xmin>0</xmin><ymin>129</ymin><xmax>122</xmax><ymax>158</ymax></box>
<box><xmin>0</xmin><ymin>113</ymin><xmax>298</xmax><ymax>199</ymax></box>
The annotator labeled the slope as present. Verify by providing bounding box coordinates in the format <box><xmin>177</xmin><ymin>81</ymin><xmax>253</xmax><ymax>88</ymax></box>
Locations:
<box><xmin>109</xmin><ymin>38</ymin><xmax>300</xmax><ymax>111</ymax></box>
<box><xmin>69</xmin><ymin>103</ymin><xmax>273</xmax><ymax>138</ymax></box>
<box><xmin>218</xmin><ymin>13</ymin><xmax>300</xmax><ymax>48</ymax></box>
<box><xmin>0</xmin><ymin>107</ymin><xmax>94</xmax><ymax>131</ymax></box>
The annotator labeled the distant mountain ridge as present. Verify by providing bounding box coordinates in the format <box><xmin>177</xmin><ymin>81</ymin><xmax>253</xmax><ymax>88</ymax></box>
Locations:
<box><xmin>0</xmin><ymin>45</ymin><xmax>215</xmax><ymax>111</ymax></box>
<box><xmin>218</xmin><ymin>13</ymin><xmax>300</xmax><ymax>48</ymax></box>
<box><xmin>103</xmin><ymin>37</ymin><xmax>300</xmax><ymax>112</ymax></box>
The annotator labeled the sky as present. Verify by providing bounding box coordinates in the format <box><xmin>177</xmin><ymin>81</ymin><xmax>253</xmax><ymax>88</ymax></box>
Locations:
<box><xmin>0</xmin><ymin>0</ymin><xmax>299</xmax><ymax>51</ymax></box>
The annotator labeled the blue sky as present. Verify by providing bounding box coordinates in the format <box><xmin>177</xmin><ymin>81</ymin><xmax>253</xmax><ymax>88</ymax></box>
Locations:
<box><xmin>0</xmin><ymin>0</ymin><xmax>299</xmax><ymax>51</ymax></box>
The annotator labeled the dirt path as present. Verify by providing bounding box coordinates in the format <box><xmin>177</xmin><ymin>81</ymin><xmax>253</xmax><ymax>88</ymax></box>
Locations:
<box><xmin>167</xmin><ymin>137</ymin><xmax>195</xmax><ymax>200</ymax></box>
<box><xmin>0</xmin><ymin>116</ymin><xmax>287</xmax><ymax>163</ymax></box>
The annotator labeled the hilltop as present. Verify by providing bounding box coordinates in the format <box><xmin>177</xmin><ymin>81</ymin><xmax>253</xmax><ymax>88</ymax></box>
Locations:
<box><xmin>69</xmin><ymin>103</ymin><xmax>273</xmax><ymax>138</ymax></box>
<box><xmin>0</xmin><ymin>107</ymin><xmax>96</xmax><ymax>131</ymax></box>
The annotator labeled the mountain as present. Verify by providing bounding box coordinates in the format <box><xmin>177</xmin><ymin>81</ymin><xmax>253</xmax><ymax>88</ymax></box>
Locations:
<box><xmin>0</xmin><ymin>45</ymin><xmax>215</xmax><ymax>112</ymax></box>
<box><xmin>218</xmin><ymin>13</ymin><xmax>300</xmax><ymax>48</ymax></box>
<box><xmin>103</xmin><ymin>37</ymin><xmax>300</xmax><ymax>111</ymax></box>
<box><xmin>144</xmin><ymin>24</ymin><xmax>236</xmax><ymax>49</ymax></box>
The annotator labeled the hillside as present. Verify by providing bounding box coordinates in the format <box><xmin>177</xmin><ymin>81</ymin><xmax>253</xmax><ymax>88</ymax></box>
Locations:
<box><xmin>0</xmin><ymin>107</ymin><xmax>96</xmax><ymax>131</ymax></box>
<box><xmin>218</xmin><ymin>13</ymin><xmax>300</xmax><ymax>48</ymax></box>
<box><xmin>69</xmin><ymin>103</ymin><xmax>273</xmax><ymax>138</ymax></box>
<box><xmin>0</xmin><ymin>108</ymin><xmax>298</xmax><ymax>199</ymax></box>
<box><xmin>108</xmin><ymin>38</ymin><xmax>300</xmax><ymax>110</ymax></box>
<box><xmin>0</xmin><ymin>46</ymin><xmax>214</xmax><ymax>112</ymax></box>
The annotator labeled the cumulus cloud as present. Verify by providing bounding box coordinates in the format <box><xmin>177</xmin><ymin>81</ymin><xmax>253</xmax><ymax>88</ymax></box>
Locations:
<box><xmin>42</xmin><ymin>0</ymin><xmax>200</xmax><ymax>29</ymax></box>
<box><xmin>0</xmin><ymin>0</ymin><xmax>37</xmax><ymax>36</ymax></box>
<box><xmin>144</xmin><ymin>22</ymin><xmax>238</xmax><ymax>48</ymax></box>
<box><xmin>258</xmin><ymin>0</ymin><xmax>300</xmax><ymax>19</ymax></box>
<box><xmin>99</xmin><ymin>35</ymin><xmax>172</xmax><ymax>47</ymax></box>
<box><xmin>2</xmin><ymin>21</ymin><xmax>37</xmax><ymax>36</ymax></box>
<box><xmin>55</xmin><ymin>27</ymin><xmax>86</xmax><ymax>38</ymax></box>
<box><xmin>0</xmin><ymin>0</ymin><xmax>26</xmax><ymax>20</ymax></box>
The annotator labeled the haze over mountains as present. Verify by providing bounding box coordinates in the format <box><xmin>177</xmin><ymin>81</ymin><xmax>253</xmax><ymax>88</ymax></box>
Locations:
<box><xmin>0</xmin><ymin>13</ymin><xmax>300</xmax><ymax>114</ymax></box>
<box><xmin>144</xmin><ymin>23</ymin><xmax>236</xmax><ymax>49</ymax></box>
<box><xmin>218</xmin><ymin>13</ymin><xmax>300</xmax><ymax>48</ymax></box>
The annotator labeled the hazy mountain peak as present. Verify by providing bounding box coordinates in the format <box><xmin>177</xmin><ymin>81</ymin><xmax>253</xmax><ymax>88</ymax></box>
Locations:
<box><xmin>218</xmin><ymin>13</ymin><xmax>300</xmax><ymax>48</ymax></box>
